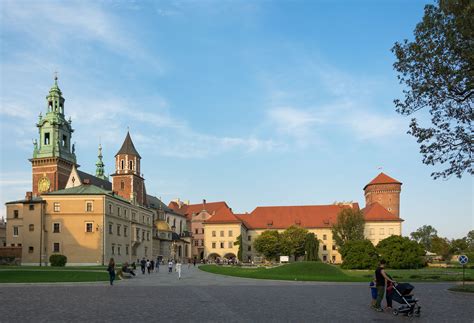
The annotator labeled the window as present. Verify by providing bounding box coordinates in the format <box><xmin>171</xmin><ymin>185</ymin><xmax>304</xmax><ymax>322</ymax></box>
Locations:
<box><xmin>389</xmin><ymin>228</ymin><xmax>394</xmax><ymax>235</ymax></box>
<box><xmin>86</xmin><ymin>202</ymin><xmax>93</xmax><ymax>212</ymax></box>
<box><xmin>228</xmin><ymin>230</ymin><xmax>233</xmax><ymax>237</ymax></box>
<box><xmin>85</xmin><ymin>222</ymin><xmax>93</xmax><ymax>233</ymax></box>
<box><xmin>136</xmin><ymin>228</ymin><xmax>140</xmax><ymax>240</ymax></box>
<box><xmin>62</xmin><ymin>135</ymin><xmax>67</xmax><ymax>147</ymax></box>
<box><xmin>29</xmin><ymin>246</ymin><xmax>34</xmax><ymax>253</ymax></box>
<box><xmin>44</xmin><ymin>132</ymin><xmax>50</xmax><ymax>145</ymax></box>
<box><xmin>323</xmin><ymin>245</ymin><xmax>327</xmax><ymax>251</ymax></box>
<box><xmin>332</xmin><ymin>255</ymin><xmax>336</xmax><ymax>262</ymax></box>
<box><xmin>332</xmin><ymin>245</ymin><xmax>336</xmax><ymax>250</ymax></box>
<box><xmin>248</xmin><ymin>236</ymin><xmax>252</xmax><ymax>241</ymax></box>
<box><xmin>121</xmin><ymin>160</ymin><xmax>124</xmax><ymax>170</ymax></box>
<box><xmin>220</xmin><ymin>242</ymin><xmax>224</xmax><ymax>248</ymax></box>
<box><xmin>323</xmin><ymin>255</ymin><xmax>327</xmax><ymax>262</ymax></box>
<box><xmin>166</xmin><ymin>216</ymin><xmax>169</xmax><ymax>223</ymax></box>
<box><xmin>17</xmin><ymin>243</ymin><xmax>22</xmax><ymax>247</ymax></box>
<box><xmin>126</xmin><ymin>245</ymin><xmax>129</xmax><ymax>255</ymax></box>
<box><xmin>247</xmin><ymin>246</ymin><xmax>251</xmax><ymax>252</ymax></box>
<box><xmin>194</xmin><ymin>240</ymin><xmax>199</xmax><ymax>246</ymax></box>
<box><xmin>212</xmin><ymin>242</ymin><xmax>216</xmax><ymax>249</ymax></box>
<box><xmin>29</xmin><ymin>224</ymin><xmax>34</xmax><ymax>232</ymax></box>
<box><xmin>132</xmin><ymin>212</ymin><xmax>136</xmax><ymax>221</ymax></box>
<box><xmin>201</xmin><ymin>228</ymin><xmax>205</xmax><ymax>234</ymax></box>
<box><xmin>54</xmin><ymin>202</ymin><xmax>60</xmax><ymax>212</ymax></box>
<box><xmin>53</xmin><ymin>242</ymin><xmax>60</xmax><ymax>253</ymax></box>
<box><xmin>29</xmin><ymin>204</ymin><xmax>35</xmax><ymax>211</ymax></box>
<box><xmin>195</xmin><ymin>228</ymin><xmax>199</xmax><ymax>234</ymax></box>
<box><xmin>200</xmin><ymin>240</ymin><xmax>204</xmax><ymax>246</ymax></box>
<box><xmin>121</xmin><ymin>181</ymin><xmax>125</xmax><ymax>190</ymax></box>
<box><xmin>112</xmin><ymin>244</ymin><xmax>115</xmax><ymax>255</ymax></box>
<box><xmin>124</xmin><ymin>209</ymin><xmax>128</xmax><ymax>218</ymax></box>
<box><xmin>147</xmin><ymin>231</ymin><xmax>150</xmax><ymax>241</ymax></box>
<box><xmin>108</xmin><ymin>223</ymin><xmax>113</xmax><ymax>234</ymax></box>
<box><xmin>323</xmin><ymin>234</ymin><xmax>327</xmax><ymax>240</ymax></box>
<box><xmin>13</xmin><ymin>226</ymin><xmax>19</xmax><ymax>237</ymax></box>
<box><xmin>228</xmin><ymin>241</ymin><xmax>233</xmax><ymax>248</ymax></box>
<box><xmin>129</xmin><ymin>160</ymin><xmax>133</xmax><ymax>170</ymax></box>
<box><xmin>380</xmin><ymin>228</ymin><xmax>384</xmax><ymax>235</ymax></box>
<box><xmin>53</xmin><ymin>222</ymin><xmax>60</xmax><ymax>233</ymax></box>
<box><xmin>220</xmin><ymin>231</ymin><xmax>224</xmax><ymax>237</ymax></box>
<box><xmin>142</xmin><ymin>230</ymin><xmax>145</xmax><ymax>241</ymax></box>
<box><xmin>173</xmin><ymin>219</ymin><xmax>176</xmax><ymax>227</ymax></box>
<box><xmin>212</xmin><ymin>231</ymin><xmax>216</xmax><ymax>237</ymax></box>
<box><xmin>124</xmin><ymin>226</ymin><xmax>128</xmax><ymax>237</ymax></box>
<box><xmin>117</xmin><ymin>224</ymin><xmax>121</xmax><ymax>236</ymax></box>
<box><xmin>109</xmin><ymin>204</ymin><xmax>112</xmax><ymax>214</ymax></box>
<box><xmin>117</xmin><ymin>245</ymin><xmax>121</xmax><ymax>255</ymax></box>
<box><xmin>13</xmin><ymin>210</ymin><xmax>19</xmax><ymax>218</ymax></box>
<box><xmin>117</xmin><ymin>207</ymin><xmax>121</xmax><ymax>217</ymax></box>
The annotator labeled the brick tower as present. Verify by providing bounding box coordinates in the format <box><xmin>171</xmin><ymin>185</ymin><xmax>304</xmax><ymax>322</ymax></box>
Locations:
<box><xmin>111</xmin><ymin>132</ymin><xmax>147</xmax><ymax>206</ymax></box>
<box><xmin>363</xmin><ymin>172</ymin><xmax>402</xmax><ymax>217</ymax></box>
<box><xmin>30</xmin><ymin>76</ymin><xmax>77</xmax><ymax>196</ymax></box>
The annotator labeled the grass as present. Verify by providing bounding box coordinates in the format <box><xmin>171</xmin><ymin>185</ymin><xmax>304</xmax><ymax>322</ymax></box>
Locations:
<box><xmin>199</xmin><ymin>262</ymin><xmax>474</xmax><ymax>282</ymax></box>
<box><xmin>448</xmin><ymin>285</ymin><xmax>474</xmax><ymax>293</ymax></box>
<box><xmin>0</xmin><ymin>270</ymin><xmax>109</xmax><ymax>283</ymax></box>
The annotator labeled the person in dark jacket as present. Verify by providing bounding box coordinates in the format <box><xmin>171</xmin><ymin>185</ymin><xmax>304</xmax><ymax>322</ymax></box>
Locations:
<box><xmin>374</xmin><ymin>260</ymin><xmax>395</xmax><ymax>312</ymax></box>
<box><xmin>140</xmin><ymin>258</ymin><xmax>146</xmax><ymax>274</ymax></box>
<box><xmin>107</xmin><ymin>258</ymin><xmax>116</xmax><ymax>286</ymax></box>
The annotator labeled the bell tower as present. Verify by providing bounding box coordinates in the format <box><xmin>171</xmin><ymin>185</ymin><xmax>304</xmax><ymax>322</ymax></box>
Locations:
<box><xmin>31</xmin><ymin>76</ymin><xmax>76</xmax><ymax>196</ymax></box>
<box><xmin>363</xmin><ymin>172</ymin><xmax>402</xmax><ymax>217</ymax></box>
<box><xmin>110</xmin><ymin>132</ymin><xmax>147</xmax><ymax>206</ymax></box>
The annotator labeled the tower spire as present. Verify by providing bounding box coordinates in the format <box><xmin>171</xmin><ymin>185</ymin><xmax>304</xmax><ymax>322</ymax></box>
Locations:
<box><xmin>95</xmin><ymin>143</ymin><xmax>107</xmax><ymax>180</ymax></box>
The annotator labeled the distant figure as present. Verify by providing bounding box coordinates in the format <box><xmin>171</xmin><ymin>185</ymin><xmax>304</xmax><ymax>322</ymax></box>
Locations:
<box><xmin>151</xmin><ymin>259</ymin><xmax>155</xmax><ymax>272</ymax></box>
<box><xmin>107</xmin><ymin>258</ymin><xmax>116</xmax><ymax>286</ymax></box>
<box><xmin>156</xmin><ymin>257</ymin><xmax>160</xmax><ymax>272</ymax></box>
<box><xmin>146</xmin><ymin>259</ymin><xmax>151</xmax><ymax>274</ymax></box>
<box><xmin>122</xmin><ymin>262</ymin><xmax>136</xmax><ymax>277</ymax></box>
<box><xmin>193</xmin><ymin>258</ymin><xmax>197</xmax><ymax>267</ymax></box>
<box><xmin>140</xmin><ymin>258</ymin><xmax>146</xmax><ymax>274</ymax></box>
<box><xmin>369</xmin><ymin>278</ymin><xmax>377</xmax><ymax>307</ymax></box>
<box><xmin>168</xmin><ymin>260</ymin><xmax>173</xmax><ymax>273</ymax></box>
<box><xmin>176</xmin><ymin>261</ymin><xmax>182</xmax><ymax>279</ymax></box>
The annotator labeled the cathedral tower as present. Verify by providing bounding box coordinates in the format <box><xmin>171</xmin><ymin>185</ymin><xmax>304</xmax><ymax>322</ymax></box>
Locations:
<box><xmin>110</xmin><ymin>132</ymin><xmax>147</xmax><ymax>206</ymax></box>
<box><xmin>31</xmin><ymin>76</ymin><xmax>76</xmax><ymax>196</ymax></box>
<box><xmin>95</xmin><ymin>143</ymin><xmax>108</xmax><ymax>180</ymax></box>
<box><xmin>363</xmin><ymin>172</ymin><xmax>402</xmax><ymax>217</ymax></box>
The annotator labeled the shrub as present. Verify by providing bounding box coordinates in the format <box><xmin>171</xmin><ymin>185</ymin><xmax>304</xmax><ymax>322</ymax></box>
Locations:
<box><xmin>340</xmin><ymin>240</ymin><xmax>379</xmax><ymax>269</ymax></box>
<box><xmin>49</xmin><ymin>254</ymin><xmax>67</xmax><ymax>267</ymax></box>
<box><xmin>377</xmin><ymin>235</ymin><xmax>426</xmax><ymax>269</ymax></box>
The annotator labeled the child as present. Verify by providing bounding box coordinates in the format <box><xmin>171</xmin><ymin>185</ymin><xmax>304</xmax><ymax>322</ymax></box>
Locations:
<box><xmin>370</xmin><ymin>278</ymin><xmax>377</xmax><ymax>307</ymax></box>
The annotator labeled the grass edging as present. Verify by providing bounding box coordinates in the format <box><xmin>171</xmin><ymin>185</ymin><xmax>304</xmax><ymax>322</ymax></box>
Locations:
<box><xmin>448</xmin><ymin>285</ymin><xmax>474</xmax><ymax>293</ymax></box>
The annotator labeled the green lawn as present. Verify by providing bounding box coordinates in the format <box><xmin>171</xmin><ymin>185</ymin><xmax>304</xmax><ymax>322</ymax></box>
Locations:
<box><xmin>199</xmin><ymin>262</ymin><xmax>474</xmax><ymax>282</ymax></box>
<box><xmin>0</xmin><ymin>265</ymin><xmax>107</xmax><ymax>271</ymax></box>
<box><xmin>0</xmin><ymin>270</ymin><xmax>109</xmax><ymax>283</ymax></box>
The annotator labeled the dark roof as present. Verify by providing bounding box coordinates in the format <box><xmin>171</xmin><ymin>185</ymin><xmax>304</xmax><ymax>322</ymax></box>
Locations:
<box><xmin>45</xmin><ymin>185</ymin><xmax>130</xmax><ymax>203</ymax></box>
<box><xmin>5</xmin><ymin>197</ymin><xmax>44</xmax><ymax>204</ymax></box>
<box><xmin>77</xmin><ymin>170</ymin><xmax>112</xmax><ymax>190</ymax></box>
<box><xmin>115</xmin><ymin>132</ymin><xmax>141</xmax><ymax>158</ymax></box>
<box><xmin>147</xmin><ymin>195</ymin><xmax>172</xmax><ymax>212</ymax></box>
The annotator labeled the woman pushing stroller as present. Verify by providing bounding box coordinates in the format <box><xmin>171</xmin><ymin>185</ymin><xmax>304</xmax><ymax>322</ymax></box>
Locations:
<box><xmin>373</xmin><ymin>260</ymin><xmax>396</xmax><ymax>312</ymax></box>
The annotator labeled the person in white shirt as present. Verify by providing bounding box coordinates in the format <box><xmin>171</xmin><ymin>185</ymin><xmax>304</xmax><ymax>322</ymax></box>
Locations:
<box><xmin>176</xmin><ymin>260</ymin><xmax>182</xmax><ymax>279</ymax></box>
<box><xmin>168</xmin><ymin>260</ymin><xmax>173</xmax><ymax>273</ymax></box>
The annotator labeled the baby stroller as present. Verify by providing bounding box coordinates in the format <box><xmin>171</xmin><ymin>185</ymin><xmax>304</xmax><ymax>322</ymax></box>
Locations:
<box><xmin>391</xmin><ymin>283</ymin><xmax>421</xmax><ymax>317</ymax></box>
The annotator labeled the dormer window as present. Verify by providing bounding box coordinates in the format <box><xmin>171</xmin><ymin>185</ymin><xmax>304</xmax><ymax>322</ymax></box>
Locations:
<box><xmin>44</xmin><ymin>133</ymin><xmax>50</xmax><ymax>145</ymax></box>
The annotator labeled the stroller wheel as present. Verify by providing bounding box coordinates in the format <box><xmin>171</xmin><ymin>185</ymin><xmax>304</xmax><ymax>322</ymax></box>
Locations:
<box><xmin>392</xmin><ymin>309</ymin><xmax>399</xmax><ymax>316</ymax></box>
<box><xmin>407</xmin><ymin>311</ymin><xmax>413</xmax><ymax>317</ymax></box>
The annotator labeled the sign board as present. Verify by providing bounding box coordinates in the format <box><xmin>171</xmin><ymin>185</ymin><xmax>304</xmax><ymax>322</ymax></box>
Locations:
<box><xmin>458</xmin><ymin>255</ymin><xmax>469</xmax><ymax>265</ymax></box>
<box><xmin>280</xmin><ymin>256</ymin><xmax>289</xmax><ymax>263</ymax></box>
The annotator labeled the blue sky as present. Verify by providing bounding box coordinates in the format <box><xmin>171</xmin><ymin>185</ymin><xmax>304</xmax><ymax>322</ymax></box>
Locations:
<box><xmin>0</xmin><ymin>0</ymin><xmax>472</xmax><ymax>239</ymax></box>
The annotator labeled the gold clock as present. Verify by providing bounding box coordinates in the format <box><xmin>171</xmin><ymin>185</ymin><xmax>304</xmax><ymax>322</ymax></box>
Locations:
<box><xmin>38</xmin><ymin>176</ymin><xmax>51</xmax><ymax>193</ymax></box>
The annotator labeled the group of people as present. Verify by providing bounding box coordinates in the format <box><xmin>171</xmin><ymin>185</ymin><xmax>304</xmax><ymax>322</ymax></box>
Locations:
<box><xmin>370</xmin><ymin>260</ymin><xmax>396</xmax><ymax>312</ymax></box>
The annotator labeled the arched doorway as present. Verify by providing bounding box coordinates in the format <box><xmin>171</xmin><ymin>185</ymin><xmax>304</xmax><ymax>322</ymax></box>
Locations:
<box><xmin>207</xmin><ymin>253</ymin><xmax>221</xmax><ymax>263</ymax></box>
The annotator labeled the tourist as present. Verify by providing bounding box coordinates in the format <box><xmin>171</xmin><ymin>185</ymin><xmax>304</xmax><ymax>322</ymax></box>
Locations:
<box><xmin>193</xmin><ymin>258</ymin><xmax>197</xmax><ymax>267</ymax></box>
<box><xmin>151</xmin><ymin>259</ymin><xmax>155</xmax><ymax>272</ymax></box>
<box><xmin>140</xmin><ymin>257</ymin><xmax>146</xmax><ymax>274</ymax></box>
<box><xmin>122</xmin><ymin>262</ymin><xmax>136</xmax><ymax>277</ymax></box>
<box><xmin>146</xmin><ymin>259</ymin><xmax>151</xmax><ymax>274</ymax></box>
<box><xmin>156</xmin><ymin>257</ymin><xmax>160</xmax><ymax>272</ymax></box>
<box><xmin>374</xmin><ymin>260</ymin><xmax>396</xmax><ymax>312</ymax></box>
<box><xmin>168</xmin><ymin>260</ymin><xmax>173</xmax><ymax>273</ymax></box>
<box><xmin>176</xmin><ymin>260</ymin><xmax>182</xmax><ymax>279</ymax></box>
<box><xmin>107</xmin><ymin>258</ymin><xmax>115</xmax><ymax>286</ymax></box>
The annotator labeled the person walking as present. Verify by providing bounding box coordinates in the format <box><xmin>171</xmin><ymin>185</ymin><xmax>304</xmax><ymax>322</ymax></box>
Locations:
<box><xmin>168</xmin><ymin>260</ymin><xmax>173</xmax><ymax>273</ymax></box>
<box><xmin>140</xmin><ymin>257</ymin><xmax>146</xmax><ymax>274</ymax></box>
<box><xmin>146</xmin><ymin>259</ymin><xmax>151</xmax><ymax>274</ymax></box>
<box><xmin>151</xmin><ymin>259</ymin><xmax>155</xmax><ymax>273</ymax></box>
<box><xmin>176</xmin><ymin>260</ymin><xmax>182</xmax><ymax>279</ymax></box>
<box><xmin>374</xmin><ymin>260</ymin><xmax>396</xmax><ymax>312</ymax></box>
<box><xmin>156</xmin><ymin>257</ymin><xmax>160</xmax><ymax>272</ymax></box>
<box><xmin>193</xmin><ymin>257</ymin><xmax>196</xmax><ymax>267</ymax></box>
<box><xmin>107</xmin><ymin>258</ymin><xmax>116</xmax><ymax>286</ymax></box>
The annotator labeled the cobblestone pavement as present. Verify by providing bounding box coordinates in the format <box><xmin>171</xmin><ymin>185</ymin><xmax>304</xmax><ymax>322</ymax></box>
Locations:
<box><xmin>0</xmin><ymin>266</ymin><xmax>473</xmax><ymax>322</ymax></box>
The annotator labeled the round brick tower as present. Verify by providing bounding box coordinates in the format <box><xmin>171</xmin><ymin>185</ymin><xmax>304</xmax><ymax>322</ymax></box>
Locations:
<box><xmin>363</xmin><ymin>173</ymin><xmax>402</xmax><ymax>217</ymax></box>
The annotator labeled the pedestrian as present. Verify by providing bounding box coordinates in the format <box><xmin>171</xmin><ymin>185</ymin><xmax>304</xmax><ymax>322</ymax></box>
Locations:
<box><xmin>107</xmin><ymin>258</ymin><xmax>115</xmax><ymax>286</ymax></box>
<box><xmin>369</xmin><ymin>278</ymin><xmax>377</xmax><ymax>307</ymax></box>
<box><xmin>374</xmin><ymin>260</ymin><xmax>396</xmax><ymax>312</ymax></box>
<box><xmin>140</xmin><ymin>257</ymin><xmax>146</xmax><ymax>274</ymax></box>
<box><xmin>168</xmin><ymin>260</ymin><xmax>173</xmax><ymax>273</ymax></box>
<box><xmin>188</xmin><ymin>258</ymin><xmax>191</xmax><ymax>269</ymax></box>
<box><xmin>385</xmin><ymin>275</ymin><xmax>394</xmax><ymax>310</ymax></box>
<box><xmin>176</xmin><ymin>260</ymin><xmax>182</xmax><ymax>279</ymax></box>
<box><xmin>151</xmin><ymin>259</ymin><xmax>155</xmax><ymax>272</ymax></box>
<box><xmin>146</xmin><ymin>259</ymin><xmax>151</xmax><ymax>274</ymax></box>
<box><xmin>193</xmin><ymin>258</ymin><xmax>196</xmax><ymax>267</ymax></box>
<box><xmin>156</xmin><ymin>257</ymin><xmax>160</xmax><ymax>272</ymax></box>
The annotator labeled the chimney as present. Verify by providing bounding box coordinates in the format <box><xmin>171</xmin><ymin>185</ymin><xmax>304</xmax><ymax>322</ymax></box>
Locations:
<box><xmin>25</xmin><ymin>192</ymin><xmax>33</xmax><ymax>201</ymax></box>
<box><xmin>229</xmin><ymin>208</ymin><xmax>232</xmax><ymax>213</ymax></box>
<box><xmin>203</xmin><ymin>199</ymin><xmax>206</xmax><ymax>205</ymax></box>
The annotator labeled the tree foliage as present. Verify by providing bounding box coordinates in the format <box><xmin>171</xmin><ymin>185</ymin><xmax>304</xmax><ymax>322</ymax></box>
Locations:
<box><xmin>253</xmin><ymin>230</ymin><xmax>281</xmax><ymax>261</ymax></box>
<box><xmin>431</xmin><ymin>236</ymin><xmax>453</xmax><ymax>261</ymax></box>
<box><xmin>234</xmin><ymin>235</ymin><xmax>243</xmax><ymax>261</ymax></box>
<box><xmin>340</xmin><ymin>239</ymin><xmax>379</xmax><ymax>269</ymax></box>
<box><xmin>331</xmin><ymin>208</ymin><xmax>365</xmax><ymax>249</ymax></box>
<box><xmin>280</xmin><ymin>226</ymin><xmax>308</xmax><ymax>260</ymax></box>
<box><xmin>49</xmin><ymin>254</ymin><xmax>67</xmax><ymax>267</ymax></box>
<box><xmin>392</xmin><ymin>0</ymin><xmax>473</xmax><ymax>179</ymax></box>
<box><xmin>410</xmin><ymin>225</ymin><xmax>438</xmax><ymax>251</ymax></box>
<box><xmin>377</xmin><ymin>235</ymin><xmax>426</xmax><ymax>269</ymax></box>
<box><xmin>304</xmin><ymin>233</ymin><xmax>319</xmax><ymax>261</ymax></box>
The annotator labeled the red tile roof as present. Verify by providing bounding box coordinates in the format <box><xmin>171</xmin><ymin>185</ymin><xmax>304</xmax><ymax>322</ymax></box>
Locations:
<box><xmin>364</xmin><ymin>172</ymin><xmax>402</xmax><ymax>190</ymax></box>
<box><xmin>362</xmin><ymin>202</ymin><xmax>403</xmax><ymax>222</ymax></box>
<box><xmin>238</xmin><ymin>203</ymin><xmax>360</xmax><ymax>229</ymax></box>
<box><xmin>168</xmin><ymin>201</ymin><xmax>232</xmax><ymax>221</ymax></box>
<box><xmin>204</xmin><ymin>207</ymin><xmax>242</xmax><ymax>224</ymax></box>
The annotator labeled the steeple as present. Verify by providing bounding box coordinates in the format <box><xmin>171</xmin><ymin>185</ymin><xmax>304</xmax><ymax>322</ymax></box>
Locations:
<box><xmin>95</xmin><ymin>143</ymin><xmax>107</xmax><ymax>180</ymax></box>
<box><xmin>115</xmin><ymin>131</ymin><xmax>141</xmax><ymax>158</ymax></box>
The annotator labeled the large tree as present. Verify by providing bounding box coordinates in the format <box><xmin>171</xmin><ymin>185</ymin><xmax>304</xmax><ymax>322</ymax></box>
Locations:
<box><xmin>392</xmin><ymin>0</ymin><xmax>473</xmax><ymax>179</ymax></box>
<box><xmin>331</xmin><ymin>208</ymin><xmax>365</xmax><ymax>249</ymax></box>
<box><xmin>340</xmin><ymin>240</ymin><xmax>379</xmax><ymax>270</ymax></box>
<box><xmin>253</xmin><ymin>230</ymin><xmax>281</xmax><ymax>261</ymax></box>
<box><xmin>234</xmin><ymin>235</ymin><xmax>243</xmax><ymax>261</ymax></box>
<box><xmin>410</xmin><ymin>225</ymin><xmax>438</xmax><ymax>251</ymax></box>
<box><xmin>377</xmin><ymin>235</ymin><xmax>426</xmax><ymax>269</ymax></box>
<box><xmin>431</xmin><ymin>236</ymin><xmax>453</xmax><ymax>261</ymax></box>
<box><xmin>280</xmin><ymin>226</ymin><xmax>308</xmax><ymax>260</ymax></box>
<box><xmin>304</xmin><ymin>233</ymin><xmax>319</xmax><ymax>261</ymax></box>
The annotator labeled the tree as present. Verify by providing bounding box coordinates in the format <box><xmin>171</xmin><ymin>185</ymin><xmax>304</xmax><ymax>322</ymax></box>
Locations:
<box><xmin>431</xmin><ymin>236</ymin><xmax>453</xmax><ymax>261</ymax></box>
<box><xmin>377</xmin><ymin>235</ymin><xmax>426</xmax><ymax>269</ymax></box>
<box><xmin>340</xmin><ymin>240</ymin><xmax>379</xmax><ymax>269</ymax></box>
<box><xmin>253</xmin><ymin>230</ymin><xmax>281</xmax><ymax>261</ymax></box>
<box><xmin>280</xmin><ymin>226</ymin><xmax>308</xmax><ymax>260</ymax></box>
<box><xmin>450</xmin><ymin>237</ymin><xmax>469</xmax><ymax>254</ymax></box>
<box><xmin>410</xmin><ymin>225</ymin><xmax>438</xmax><ymax>251</ymax></box>
<box><xmin>392</xmin><ymin>0</ymin><xmax>473</xmax><ymax>179</ymax></box>
<box><xmin>234</xmin><ymin>235</ymin><xmax>243</xmax><ymax>261</ymax></box>
<box><xmin>304</xmin><ymin>233</ymin><xmax>319</xmax><ymax>261</ymax></box>
<box><xmin>331</xmin><ymin>208</ymin><xmax>365</xmax><ymax>249</ymax></box>
<box><xmin>466</xmin><ymin>230</ymin><xmax>474</xmax><ymax>249</ymax></box>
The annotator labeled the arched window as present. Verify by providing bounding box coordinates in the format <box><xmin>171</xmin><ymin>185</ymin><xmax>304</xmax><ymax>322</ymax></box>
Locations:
<box><xmin>129</xmin><ymin>160</ymin><xmax>133</xmax><ymax>170</ymax></box>
<box><xmin>121</xmin><ymin>160</ymin><xmax>124</xmax><ymax>170</ymax></box>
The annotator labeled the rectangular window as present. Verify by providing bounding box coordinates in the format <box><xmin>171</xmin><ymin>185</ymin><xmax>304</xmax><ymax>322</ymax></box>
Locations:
<box><xmin>85</xmin><ymin>222</ymin><xmax>93</xmax><ymax>233</ymax></box>
<box><xmin>389</xmin><ymin>228</ymin><xmax>394</xmax><ymax>235</ymax></box>
<box><xmin>108</xmin><ymin>223</ymin><xmax>113</xmax><ymax>234</ymax></box>
<box><xmin>109</xmin><ymin>204</ymin><xmax>112</xmax><ymax>214</ymax></box>
<box><xmin>29</xmin><ymin>204</ymin><xmax>35</xmax><ymax>211</ymax></box>
<box><xmin>62</xmin><ymin>135</ymin><xmax>67</xmax><ymax>147</ymax></box>
<box><xmin>54</xmin><ymin>202</ymin><xmax>60</xmax><ymax>212</ymax></box>
<box><xmin>247</xmin><ymin>245</ymin><xmax>251</xmax><ymax>252</ymax></box>
<box><xmin>132</xmin><ymin>212</ymin><xmax>136</xmax><ymax>221</ymax></box>
<box><xmin>13</xmin><ymin>210</ymin><xmax>19</xmax><ymax>218</ymax></box>
<box><xmin>248</xmin><ymin>236</ymin><xmax>251</xmax><ymax>241</ymax></box>
<box><xmin>142</xmin><ymin>230</ymin><xmax>145</xmax><ymax>241</ymax></box>
<box><xmin>212</xmin><ymin>231</ymin><xmax>216</xmax><ymax>237</ymax></box>
<box><xmin>124</xmin><ymin>226</ymin><xmax>128</xmax><ymax>237</ymax></box>
<box><xmin>136</xmin><ymin>228</ymin><xmax>140</xmax><ymax>240</ymax></box>
<box><xmin>29</xmin><ymin>246</ymin><xmax>34</xmax><ymax>253</ymax></box>
<box><xmin>228</xmin><ymin>230</ymin><xmax>233</xmax><ymax>237</ymax></box>
<box><xmin>117</xmin><ymin>224</ymin><xmax>121</xmax><ymax>236</ymax></box>
<box><xmin>13</xmin><ymin>226</ymin><xmax>19</xmax><ymax>237</ymax></box>
<box><xmin>118</xmin><ymin>245</ymin><xmax>121</xmax><ymax>255</ymax></box>
<box><xmin>124</xmin><ymin>209</ymin><xmax>128</xmax><ymax>219</ymax></box>
<box><xmin>195</xmin><ymin>229</ymin><xmax>198</xmax><ymax>234</ymax></box>
<box><xmin>126</xmin><ymin>245</ymin><xmax>129</xmax><ymax>255</ymax></box>
<box><xmin>44</xmin><ymin>132</ymin><xmax>50</xmax><ymax>145</ymax></box>
<box><xmin>194</xmin><ymin>240</ymin><xmax>199</xmax><ymax>246</ymax></box>
<box><xmin>228</xmin><ymin>241</ymin><xmax>233</xmax><ymax>248</ymax></box>
<box><xmin>111</xmin><ymin>244</ymin><xmax>115</xmax><ymax>255</ymax></box>
<box><xmin>323</xmin><ymin>234</ymin><xmax>327</xmax><ymax>240</ymax></box>
<box><xmin>53</xmin><ymin>242</ymin><xmax>60</xmax><ymax>253</ymax></box>
<box><xmin>220</xmin><ymin>242</ymin><xmax>224</xmax><ymax>248</ymax></box>
<box><xmin>220</xmin><ymin>231</ymin><xmax>224</xmax><ymax>237</ymax></box>
<box><xmin>147</xmin><ymin>231</ymin><xmax>150</xmax><ymax>241</ymax></box>
<box><xmin>53</xmin><ymin>222</ymin><xmax>60</xmax><ymax>233</ymax></box>
<box><xmin>117</xmin><ymin>207</ymin><xmax>121</xmax><ymax>217</ymax></box>
<box><xmin>332</xmin><ymin>245</ymin><xmax>336</xmax><ymax>250</ymax></box>
<box><xmin>200</xmin><ymin>240</ymin><xmax>204</xmax><ymax>246</ymax></box>
<box><xmin>29</xmin><ymin>224</ymin><xmax>34</xmax><ymax>232</ymax></box>
<box><xmin>380</xmin><ymin>228</ymin><xmax>384</xmax><ymax>235</ymax></box>
<box><xmin>323</xmin><ymin>245</ymin><xmax>327</xmax><ymax>251</ymax></box>
<box><xmin>323</xmin><ymin>255</ymin><xmax>327</xmax><ymax>262</ymax></box>
<box><xmin>86</xmin><ymin>202</ymin><xmax>93</xmax><ymax>212</ymax></box>
<box><xmin>201</xmin><ymin>228</ymin><xmax>205</xmax><ymax>234</ymax></box>
<box><xmin>212</xmin><ymin>242</ymin><xmax>216</xmax><ymax>249</ymax></box>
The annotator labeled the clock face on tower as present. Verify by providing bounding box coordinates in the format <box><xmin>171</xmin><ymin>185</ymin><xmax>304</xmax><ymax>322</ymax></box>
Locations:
<box><xmin>38</xmin><ymin>176</ymin><xmax>51</xmax><ymax>193</ymax></box>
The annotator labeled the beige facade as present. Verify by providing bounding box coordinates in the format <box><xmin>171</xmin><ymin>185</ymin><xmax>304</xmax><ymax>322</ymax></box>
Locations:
<box><xmin>203</xmin><ymin>223</ymin><xmax>244</xmax><ymax>260</ymax></box>
<box><xmin>364</xmin><ymin>221</ymin><xmax>402</xmax><ymax>246</ymax></box>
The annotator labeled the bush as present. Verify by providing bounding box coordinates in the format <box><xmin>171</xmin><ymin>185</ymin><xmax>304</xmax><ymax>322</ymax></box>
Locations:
<box><xmin>49</xmin><ymin>254</ymin><xmax>67</xmax><ymax>267</ymax></box>
<box><xmin>377</xmin><ymin>235</ymin><xmax>426</xmax><ymax>269</ymax></box>
<box><xmin>340</xmin><ymin>240</ymin><xmax>379</xmax><ymax>269</ymax></box>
